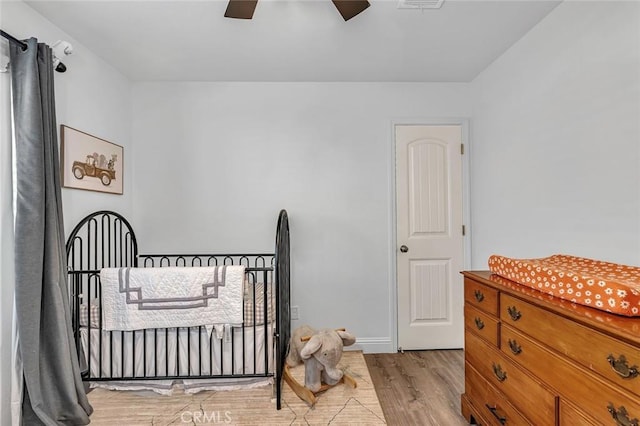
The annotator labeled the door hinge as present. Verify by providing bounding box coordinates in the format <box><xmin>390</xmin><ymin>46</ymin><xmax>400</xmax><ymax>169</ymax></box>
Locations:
<box><xmin>461</xmin><ymin>144</ymin><xmax>464</xmax><ymax>155</ymax></box>
<box><xmin>462</xmin><ymin>225</ymin><xmax>466</xmax><ymax>236</ymax></box>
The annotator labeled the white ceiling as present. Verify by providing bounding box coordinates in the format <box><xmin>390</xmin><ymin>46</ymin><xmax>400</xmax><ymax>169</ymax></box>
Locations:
<box><xmin>24</xmin><ymin>0</ymin><xmax>561</xmax><ymax>82</ymax></box>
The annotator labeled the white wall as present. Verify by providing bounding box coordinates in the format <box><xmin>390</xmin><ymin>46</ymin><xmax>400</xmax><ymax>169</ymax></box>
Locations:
<box><xmin>470</xmin><ymin>1</ymin><xmax>640</xmax><ymax>268</ymax></box>
<box><xmin>2</xmin><ymin>1</ymin><xmax>134</xmax><ymax>234</ymax></box>
<box><xmin>132</xmin><ymin>82</ymin><xmax>471</xmax><ymax>352</ymax></box>
<box><xmin>0</xmin><ymin>4</ymin><xmax>13</xmax><ymax>423</ymax></box>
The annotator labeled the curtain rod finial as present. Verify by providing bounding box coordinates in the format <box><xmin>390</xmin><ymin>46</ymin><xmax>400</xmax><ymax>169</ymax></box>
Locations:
<box><xmin>52</xmin><ymin>40</ymin><xmax>72</xmax><ymax>73</ymax></box>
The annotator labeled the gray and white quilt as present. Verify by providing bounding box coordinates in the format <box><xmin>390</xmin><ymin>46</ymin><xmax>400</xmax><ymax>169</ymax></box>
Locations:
<box><xmin>100</xmin><ymin>266</ymin><xmax>245</xmax><ymax>334</ymax></box>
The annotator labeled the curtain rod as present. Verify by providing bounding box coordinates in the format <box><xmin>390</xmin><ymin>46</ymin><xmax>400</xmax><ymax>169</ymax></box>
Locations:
<box><xmin>1</xmin><ymin>29</ymin><xmax>28</xmax><ymax>51</ymax></box>
<box><xmin>1</xmin><ymin>29</ymin><xmax>69</xmax><ymax>73</ymax></box>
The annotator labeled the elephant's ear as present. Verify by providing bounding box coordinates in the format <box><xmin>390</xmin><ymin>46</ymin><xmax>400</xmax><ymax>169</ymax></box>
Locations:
<box><xmin>300</xmin><ymin>335</ymin><xmax>323</xmax><ymax>359</ymax></box>
<box><xmin>337</xmin><ymin>330</ymin><xmax>356</xmax><ymax>347</ymax></box>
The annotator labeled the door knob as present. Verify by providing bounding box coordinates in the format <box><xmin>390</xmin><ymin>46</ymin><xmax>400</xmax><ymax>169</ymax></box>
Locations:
<box><xmin>400</xmin><ymin>245</ymin><xmax>409</xmax><ymax>253</ymax></box>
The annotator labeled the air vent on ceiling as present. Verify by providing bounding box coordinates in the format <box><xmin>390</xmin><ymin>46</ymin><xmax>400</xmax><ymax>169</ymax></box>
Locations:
<box><xmin>398</xmin><ymin>0</ymin><xmax>444</xmax><ymax>9</ymax></box>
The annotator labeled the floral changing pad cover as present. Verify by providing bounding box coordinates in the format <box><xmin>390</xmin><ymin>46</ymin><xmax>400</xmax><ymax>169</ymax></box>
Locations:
<box><xmin>488</xmin><ymin>254</ymin><xmax>640</xmax><ymax>316</ymax></box>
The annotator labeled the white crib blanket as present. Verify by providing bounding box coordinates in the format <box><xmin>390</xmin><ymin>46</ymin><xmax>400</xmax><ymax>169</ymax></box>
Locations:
<box><xmin>100</xmin><ymin>266</ymin><xmax>245</xmax><ymax>332</ymax></box>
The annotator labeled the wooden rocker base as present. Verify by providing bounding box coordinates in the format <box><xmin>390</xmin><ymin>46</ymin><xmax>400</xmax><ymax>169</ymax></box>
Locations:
<box><xmin>283</xmin><ymin>365</ymin><xmax>357</xmax><ymax>407</ymax></box>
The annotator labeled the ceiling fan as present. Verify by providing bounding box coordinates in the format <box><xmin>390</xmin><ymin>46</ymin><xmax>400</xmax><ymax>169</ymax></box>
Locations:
<box><xmin>224</xmin><ymin>0</ymin><xmax>370</xmax><ymax>21</ymax></box>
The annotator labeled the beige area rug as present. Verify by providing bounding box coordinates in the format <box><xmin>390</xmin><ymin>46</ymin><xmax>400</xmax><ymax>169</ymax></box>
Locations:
<box><xmin>86</xmin><ymin>351</ymin><xmax>386</xmax><ymax>425</ymax></box>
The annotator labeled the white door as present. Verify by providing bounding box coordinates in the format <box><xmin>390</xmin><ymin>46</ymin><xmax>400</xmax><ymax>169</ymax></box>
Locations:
<box><xmin>396</xmin><ymin>124</ymin><xmax>464</xmax><ymax>350</ymax></box>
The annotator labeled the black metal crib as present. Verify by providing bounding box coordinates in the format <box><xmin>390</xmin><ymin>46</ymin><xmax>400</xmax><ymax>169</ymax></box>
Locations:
<box><xmin>65</xmin><ymin>210</ymin><xmax>291</xmax><ymax>409</ymax></box>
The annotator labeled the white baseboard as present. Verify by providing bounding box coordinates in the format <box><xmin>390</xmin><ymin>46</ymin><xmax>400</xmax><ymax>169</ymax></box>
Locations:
<box><xmin>346</xmin><ymin>337</ymin><xmax>393</xmax><ymax>354</ymax></box>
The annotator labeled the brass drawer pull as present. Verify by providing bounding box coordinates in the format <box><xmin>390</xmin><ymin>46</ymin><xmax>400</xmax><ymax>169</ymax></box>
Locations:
<box><xmin>474</xmin><ymin>317</ymin><xmax>485</xmax><ymax>330</ymax></box>
<box><xmin>607</xmin><ymin>354</ymin><xmax>639</xmax><ymax>379</ymax></box>
<box><xmin>508</xmin><ymin>339</ymin><xmax>522</xmax><ymax>355</ymax></box>
<box><xmin>492</xmin><ymin>362</ymin><xmax>507</xmax><ymax>382</ymax></box>
<box><xmin>474</xmin><ymin>290</ymin><xmax>485</xmax><ymax>302</ymax></box>
<box><xmin>607</xmin><ymin>403</ymin><xmax>639</xmax><ymax>426</ymax></box>
<box><xmin>485</xmin><ymin>404</ymin><xmax>507</xmax><ymax>425</ymax></box>
<box><xmin>507</xmin><ymin>306</ymin><xmax>522</xmax><ymax>321</ymax></box>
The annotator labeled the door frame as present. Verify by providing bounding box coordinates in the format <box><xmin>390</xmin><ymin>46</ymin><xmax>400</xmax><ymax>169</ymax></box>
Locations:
<box><xmin>389</xmin><ymin>118</ymin><xmax>472</xmax><ymax>352</ymax></box>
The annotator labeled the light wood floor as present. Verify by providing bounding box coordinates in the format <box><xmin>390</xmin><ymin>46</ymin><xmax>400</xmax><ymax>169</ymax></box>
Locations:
<box><xmin>364</xmin><ymin>350</ymin><xmax>468</xmax><ymax>426</ymax></box>
<box><xmin>84</xmin><ymin>349</ymin><xmax>467</xmax><ymax>425</ymax></box>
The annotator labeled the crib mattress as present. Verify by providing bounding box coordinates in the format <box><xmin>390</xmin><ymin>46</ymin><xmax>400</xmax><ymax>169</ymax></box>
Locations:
<box><xmin>488</xmin><ymin>254</ymin><xmax>640</xmax><ymax>316</ymax></box>
<box><xmin>81</xmin><ymin>323</ymin><xmax>274</xmax><ymax>394</ymax></box>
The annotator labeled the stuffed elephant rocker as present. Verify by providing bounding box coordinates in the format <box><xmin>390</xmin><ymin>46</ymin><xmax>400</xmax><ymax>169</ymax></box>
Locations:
<box><xmin>286</xmin><ymin>325</ymin><xmax>356</xmax><ymax>393</ymax></box>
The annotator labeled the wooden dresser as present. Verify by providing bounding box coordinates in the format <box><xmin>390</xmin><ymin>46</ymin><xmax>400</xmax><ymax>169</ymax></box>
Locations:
<box><xmin>461</xmin><ymin>271</ymin><xmax>640</xmax><ymax>426</ymax></box>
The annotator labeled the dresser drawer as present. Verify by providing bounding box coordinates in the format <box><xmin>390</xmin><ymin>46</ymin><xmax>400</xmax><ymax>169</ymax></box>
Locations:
<box><xmin>465</xmin><ymin>304</ymin><xmax>499</xmax><ymax>347</ymax></box>
<box><xmin>500</xmin><ymin>293</ymin><xmax>640</xmax><ymax>398</ymax></box>
<box><xmin>559</xmin><ymin>400</ymin><xmax>598</xmax><ymax>426</ymax></box>
<box><xmin>462</xmin><ymin>394</ymin><xmax>491</xmax><ymax>426</ymax></box>
<box><xmin>499</xmin><ymin>324</ymin><xmax>640</xmax><ymax>426</ymax></box>
<box><xmin>465</xmin><ymin>362</ymin><xmax>532</xmax><ymax>426</ymax></box>
<box><xmin>465</xmin><ymin>330</ymin><xmax>556</xmax><ymax>425</ymax></box>
<box><xmin>465</xmin><ymin>278</ymin><xmax>499</xmax><ymax>316</ymax></box>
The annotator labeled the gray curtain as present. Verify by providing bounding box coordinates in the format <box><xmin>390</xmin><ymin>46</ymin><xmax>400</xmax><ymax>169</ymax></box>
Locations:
<box><xmin>10</xmin><ymin>38</ymin><xmax>92</xmax><ymax>425</ymax></box>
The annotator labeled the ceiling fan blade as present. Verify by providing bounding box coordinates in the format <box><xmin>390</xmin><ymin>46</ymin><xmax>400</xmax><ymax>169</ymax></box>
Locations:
<box><xmin>224</xmin><ymin>0</ymin><xmax>259</xmax><ymax>19</ymax></box>
<box><xmin>332</xmin><ymin>0</ymin><xmax>370</xmax><ymax>21</ymax></box>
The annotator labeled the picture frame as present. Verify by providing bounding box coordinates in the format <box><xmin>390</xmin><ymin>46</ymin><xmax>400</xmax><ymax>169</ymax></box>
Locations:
<box><xmin>60</xmin><ymin>125</ymin><xmax>123</xmax><ymax>195</ymax></box>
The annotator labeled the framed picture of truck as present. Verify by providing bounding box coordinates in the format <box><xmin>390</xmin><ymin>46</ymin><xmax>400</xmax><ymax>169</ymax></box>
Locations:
<box><xmin>61</xmin><ymin>125</ymin><xmax>123</xmax><ymax>195</ymax></box>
